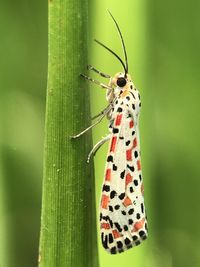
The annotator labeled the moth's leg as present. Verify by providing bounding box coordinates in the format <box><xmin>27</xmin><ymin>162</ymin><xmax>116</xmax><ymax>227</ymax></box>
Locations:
<box><xmin>87</xmin><ymin>134</ymin><xmax>111</xmax><ymax>163</ymax></box>
<box><xmin>80</xmin><ymin>74</ymin><xmax>112</xmax><ymax>90</ymax></box>
<box><xmin>71</xmin><ymin>106</ymin><xmax>112</xmax><ymax>139</ymax></box>
<box><xmin>92</xmin><ymin>95</ymin><xmax>118</xmax><ymax>121</ymax></box>
<box><xmin>87</xmin><ymin>65</ymin><xmax>111</xmax><ymax>78</ymax></box>
<box><xmin>92</xmin><ymin>103</ymin><xmax>112</xmax><ymax>120</ymax></box>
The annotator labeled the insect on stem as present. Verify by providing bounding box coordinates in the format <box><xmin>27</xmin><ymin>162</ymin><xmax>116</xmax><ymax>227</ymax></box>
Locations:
<box><xmin>71</xmin><ymin>12</ymin><xmax>148</xmax><ymax>254</ymax></box>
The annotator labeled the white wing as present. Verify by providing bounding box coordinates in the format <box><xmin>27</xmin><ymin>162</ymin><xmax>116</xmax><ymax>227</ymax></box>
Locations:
<box><xmin>100</xmin><ymin>89</ymin><xmax>148</xmax><ymax>254</ymax></box>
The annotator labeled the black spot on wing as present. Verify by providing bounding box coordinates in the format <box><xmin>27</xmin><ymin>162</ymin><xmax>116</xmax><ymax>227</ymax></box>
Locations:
<box><xmin>124</xmin><ymin>238</ymin><xmax>131</xmax><ymax>245</ymax></box>
<box><xmin>109</xmin><ymin>205</ymin><xmax>114</xmax><ymax>212</ymax></box>
<box><xmin>132</xmin><ymin>235</ymin><xmax>138</xmax><ymax>241</ymax></box>
<box><xmin>117</xmin><ymin>107</ymin><xmax>123</xmax><ymax>112</ymax></box>
<box><xmin>117</xmin><ymin>241</ymin><xmax>123</xmax><ymax>249</ymax></box>
<box><xmin>136</xmin><ymin>213</ymin><xmax>141</xmax><ymax>219</ymax></box>
<box><xmin>113</xmin><ymin>164</ymin><xmax>117</xmax><ymax>171</ymax></box>
<box><xmin>128</xmin><ymin>208</ymin><xmax>134</xmax><ymax>215</ymax></box>
<box><xmin>124</xmin><ymin>225</ymin><xmax>128</xmax><ymax>231</ymax></box>
<box><xmin>102</xmin><ymin>184</ymin><xmax>110</xmax><ymax>192</ymax></box>
<box><xmin>118</xmin><ymin>248</ymin><xmax>124</xmax><ymax>253</ymax></box>
<box><xmin>114</xmin><ymin>205</ymin><xmax>120</xmax><ymax>210</ymax></box>
<box><xmin>141</xmin><ymin>203</ymin><xmax>144</xmax><ymax>213</ymax></box>
<box><xmin>102</xmin><ymin>233</ymin><xmax>108</xmax><ymax>249</ymax></box>
<box><xmin>113</xmin><ymin>128</ymin><xmax>119</xmax><ymax>134</ymax></box>
<box><xmin>127</xmin><ymin>164</ymin><xmax>134</xmax><ymax>172</ymax></box>
<box><xmin>109</xmin><ymin>233</ymin><xmax>114</xmax><ymax>243</ymax></box>
<box><xmin>120</xmin><ymin>170</ymin><xmax>125</xmax><ymax>179</ymax></box>
<box><xmin>119</xmin><ymin>193</ymin><xmax>125</xmax><ymax>200</ymax></box>
<box><xmin>114</xmin><ymin>222</ymin><xmax>123</xmax><ymax>232</ymax></box>
<box><xmin>107</xmin><ymin>155</ymin><xmax>113</xmax><ymax>162</ymax></box>
<box><xmin>110</xmin><ymin>246</ymin><xmax>117</xmax><ymax>254</ymax></box>
<box><xmin>126</xmin><ymin>140</ymin><xmax>130</xmax><ymax>146</ymax></box>
<box><xmin>110</xmin><ymin>190</ymin><xmax>117</xmax><ymax>199</ymax></box>
<box><xmin>135</xmin><ymin>240</ymin><xmax>141</xmax><ymax>246</ymax></box>
<box><xmin>139</xmin><ymin>230</ymin><xmax>145</xmax><ymax>237</ymax></box>
<box><xmin>130</xmin><ymin>91</ymin><xmax>136</xmax><ymax>99</ymax></box>
<box><xmin>128</xmin><ymin>219</ymin><xmax>133</xmax><ymax>225</ymax></box>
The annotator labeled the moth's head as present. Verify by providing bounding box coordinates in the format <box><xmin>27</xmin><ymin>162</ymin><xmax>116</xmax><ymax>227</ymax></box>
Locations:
<box><xmin>111</xmin><ymin>72</ymin><xmax>134</xmax><ymax>90</ymax></box>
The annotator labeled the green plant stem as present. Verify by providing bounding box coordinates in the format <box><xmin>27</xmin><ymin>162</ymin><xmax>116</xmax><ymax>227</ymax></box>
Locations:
<box><xmin>38</xmin><ymin>1</ymin><xmax>99</xmax><ymax>266</ymax></box>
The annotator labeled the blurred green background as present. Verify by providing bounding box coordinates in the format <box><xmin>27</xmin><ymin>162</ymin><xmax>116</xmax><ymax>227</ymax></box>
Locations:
<box><xmin>1</xmin><ymin>0</ymin><xmax>200</xmax><ymax>266</ymax></box>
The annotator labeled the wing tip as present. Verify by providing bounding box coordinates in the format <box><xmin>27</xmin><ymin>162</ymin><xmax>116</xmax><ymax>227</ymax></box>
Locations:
<box><xmin>101</xmin><ymin>228</ymin><xmax>148</xmax><ymax>254</ymax></box>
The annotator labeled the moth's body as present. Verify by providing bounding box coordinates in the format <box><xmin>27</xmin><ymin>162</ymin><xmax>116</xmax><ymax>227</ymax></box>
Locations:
<box><xmin>71</xmin><ymin>11</ymin><xmax>148</xmax><ymax>255</ymax></box>
<box><xmin>100</xmin><ymin>72</ymin><xmax>148</xmax><ymax>254</ymax></box>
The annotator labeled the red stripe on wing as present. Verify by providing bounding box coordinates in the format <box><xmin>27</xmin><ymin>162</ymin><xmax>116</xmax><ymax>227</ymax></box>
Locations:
<box><xmin>125</xmin><ymin>173</ymin><xmax>133</xmax><ymax>187</ymax></box>
<box><xmin>123</xmin><ymin>196</ymin><xmax>132</xmax><ymax>207</ymax></box>
<box><xmin>126</xmin><ymin>149</ymin><xmax>132</xmax><ymax>161</ymax></box>
<box><xmin>110</xmin><ymin>136</ymin><xmax>117</xmax><ymax>152</ymax></box>
<box><xmin>101</xmin><ymin>195</ymin><xmax>109</xmax><ymax>209</ymax></box>
<box><xmin>115</xmin><ymin>114</ymin><xmax>123</xmax><ymax>126</ymax></box>
<box><xmin>137</xmin><ymin>160</ymin><xmax>141</xmax><ymax>171</ymax></box>
<box><xmin>133</xmin><ymin>138</ymin><xmax>137</xmax><ymax>148</ymax></box>
<box><xmin>112</xmin><ymin>229</ymin><xmax>121</xmax><ymax>239</ymax></box>
<box><xmin>129</xmin><ymin>120</ymin><xmax>134</xmax><ymax>128</ymax></box>
<box><xmin>101</xmin><ymin>223</ymin><xmax>111</xmax><ymax>229</ymax></box>
<box><xmin>105</xmin><ymin>168</ymin><xmax>111</xmax><ymax>181</ymax></box>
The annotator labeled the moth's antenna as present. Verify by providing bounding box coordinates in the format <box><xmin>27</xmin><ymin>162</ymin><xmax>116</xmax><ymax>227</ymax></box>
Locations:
<box><xmin>94</xmin><ymin>39</ymin><xmax>127</xmax><ymax>74</ymax></box>
<box><xmin>108</xmin><ymin>10</ymin><xmax>128</xmax><ymax>75</ymax></box>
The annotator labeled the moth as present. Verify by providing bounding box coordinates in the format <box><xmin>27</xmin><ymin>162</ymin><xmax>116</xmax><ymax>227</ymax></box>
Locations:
<box><xmin>72</xmin><ymin>11</ymin><xmax>148</xmax><ymax>254</ymax></box>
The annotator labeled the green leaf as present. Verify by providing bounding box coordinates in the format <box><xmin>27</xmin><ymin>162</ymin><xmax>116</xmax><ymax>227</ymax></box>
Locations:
<box><xmin>39</xmin><ymin>1</ymin><xmax>99</xmax><ymax>266</ymax></box>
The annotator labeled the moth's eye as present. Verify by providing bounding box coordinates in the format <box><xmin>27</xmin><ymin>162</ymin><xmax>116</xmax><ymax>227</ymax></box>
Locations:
<box><xmin>117</xmin><ymin>77</ymin><xmax>126</xmax><ymax>87</ymax></box>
